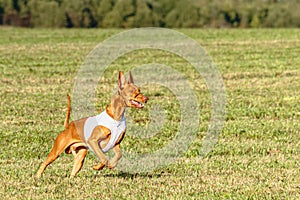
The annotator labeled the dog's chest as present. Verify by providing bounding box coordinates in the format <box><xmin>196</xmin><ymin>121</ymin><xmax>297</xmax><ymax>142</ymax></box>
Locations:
<box><xmin>84</xmin><ymin>111</ymin><xmax>126</xmax><ymax>153</ymax></box>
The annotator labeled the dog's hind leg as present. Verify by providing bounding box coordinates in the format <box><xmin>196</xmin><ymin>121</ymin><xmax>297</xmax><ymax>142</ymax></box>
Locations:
<box><xmin>36</xmin><ymin>130</ymin><xmax>78</xmax><ymax>178</ymax></box>
<box><xmin>70</xmin><ymin>146</ymin><xmax>88</xmax><ymax>177</ymax></box>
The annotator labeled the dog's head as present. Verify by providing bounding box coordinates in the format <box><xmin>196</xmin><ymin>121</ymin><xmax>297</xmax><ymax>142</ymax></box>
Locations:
<box><xmin>118</xmin><ymin>71</ymin><xmax>148</xmax><ymax>109</ymax></box>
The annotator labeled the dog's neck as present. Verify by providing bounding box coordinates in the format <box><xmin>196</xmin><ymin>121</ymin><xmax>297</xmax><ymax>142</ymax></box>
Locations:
<box><xmin>106</xmin><ymin>92</ymin><xmax>127</xmax><ymax>121</ymax></box>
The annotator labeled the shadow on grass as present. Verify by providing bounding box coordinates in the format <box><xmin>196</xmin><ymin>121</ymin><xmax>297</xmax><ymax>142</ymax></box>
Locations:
<box><xmin>102</xmin><ymin>171</ymin><xmax>171</xmax><ymax>179</ymax></box>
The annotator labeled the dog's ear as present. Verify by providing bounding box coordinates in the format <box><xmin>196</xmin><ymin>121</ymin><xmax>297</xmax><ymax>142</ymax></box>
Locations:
<box><xmin>128</xmin><ymin>71</ymin><xmax>134</xmax><ymax>84</ymax></box>
<box><xmin>118</xmin><ymin>71</ymin><xmax>126</xmax><ymax>89</ymax></box>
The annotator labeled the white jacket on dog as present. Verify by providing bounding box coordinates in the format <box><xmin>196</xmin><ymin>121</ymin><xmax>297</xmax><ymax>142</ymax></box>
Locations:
<box><xmin>84</xmin><ymin>111</ymin><xmax>126</xmax><ymax>153</ymax></box>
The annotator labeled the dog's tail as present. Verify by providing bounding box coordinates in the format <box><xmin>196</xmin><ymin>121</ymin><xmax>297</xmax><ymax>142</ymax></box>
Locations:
<box><xmin>64</xmin><ymin>94</ymin><xmax>71</xmax><ymax>129</ymax></box>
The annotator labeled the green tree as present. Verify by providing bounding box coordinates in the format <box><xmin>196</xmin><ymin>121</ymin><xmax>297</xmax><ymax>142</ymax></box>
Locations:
<box><xmin>102</xmin><ymin>0</ymin><xmax>134</xmax><ymax>28</ymax></box>
<box><xmin>149</xmin><ymin>0</ymin><xmax>175</xmax><ymax>26</ymax></box>
<box><xmin>62</xmin><ymin>0</ymin><xmax>83</xmax><ymax>27</ymax></box>
<box><xmin>18</xmin><ymin>0</ymin><xmax>30</xmax><ymax>26</ymax></box>
<box><xmin>165</xmin><ymin>0</ymin><xmax>200</xmax><ymax>28</ymax></box>
<box><xmin>0</xmin><ymin>0</ymin><xmax>300</xmax><ymax>28</ymax></box>
<box><xmin>95</xmin><ymin>0</ymin><xmax>114</xmax><ymax>27</ymax></box>
<box><xmin>289</xmin><ymin>1</ymin><xmax>300</xmax><ymax>27</ymax></box>
<box><xmin>28</xmin><ymin>0</ymin><xmax>65</xmax><ymax>27</ymax></box>
<box><xmin>250</xmin><ymin>14</ymin><xmax>260</xmax><ymax>28</ymax></box>
<box><xmin>1</xmin><ymin>0</ymin><xmax>18</xmax><ymax>26</ymax></box>
<box><xmin>82</xmin><ymin>2</ymin><xmax>98</xmax><ymax>28</ymax></box>
<box><xmin>263</xmin><ymin>3</ymin><xmax>294</xmax><ymax>28</ymax></box>
<box><xmin>0</xmin><ymin>3</ymin><xmax>3</xmax><ymax>24</ymax></box>
<box><xmin>133</xmin><ymin>0</ymin><xmax>159</xmax><ymax>27</ymax></box>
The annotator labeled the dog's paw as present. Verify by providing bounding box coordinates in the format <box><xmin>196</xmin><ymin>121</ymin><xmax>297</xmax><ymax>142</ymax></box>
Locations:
<box><xmin>93</xmin><ymin>163</ymin><xmax>105</xmax><ymax>170</ymax></box>
<box><xmin>93</xmin><ymin>161</ymin><xmax>107</xmax><ymax>171</ymax></box>
<box><xmin>107</xmin><ymin>162</ymin><xmax>116</xmax><ymax>169</ymax></box>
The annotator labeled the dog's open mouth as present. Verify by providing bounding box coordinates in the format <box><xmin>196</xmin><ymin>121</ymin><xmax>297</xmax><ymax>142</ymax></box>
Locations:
<box><xmin>130</xmin><ymin>99</ymin><xmax>144</xmax><ymax>108</ymax></box>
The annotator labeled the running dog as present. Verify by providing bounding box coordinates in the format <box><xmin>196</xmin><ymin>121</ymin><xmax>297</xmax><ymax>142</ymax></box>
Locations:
<box><xmin>36</xmin><ymin>71</ymin><xmax>148</xmax><ymax>178</ymax></box>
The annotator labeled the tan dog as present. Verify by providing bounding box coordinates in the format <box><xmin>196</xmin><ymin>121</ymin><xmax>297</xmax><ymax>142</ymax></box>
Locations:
<box><xmin>36</xmin><ymin>71</ymin><xmax>148</xmax><ymax>178</ymax></box>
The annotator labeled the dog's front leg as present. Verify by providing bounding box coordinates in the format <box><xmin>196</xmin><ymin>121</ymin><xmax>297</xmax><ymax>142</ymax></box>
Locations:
<box><xmin>87</xmin><ymin>129</ymin><xmax>108</xmax><ymax>171</ymax></box>
<box><xmin>107</xmin><ymin>144</ymin><xmax>122</xmax><ymax>169</ymax></box>
<box><xmin>88</xmin><ymin>139</ymin><xmax>108</xmax><ymax>170</ymax></box>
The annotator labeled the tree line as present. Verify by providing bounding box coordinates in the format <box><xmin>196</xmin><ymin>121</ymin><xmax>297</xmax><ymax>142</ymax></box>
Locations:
<box><xmin>0</xmin><ymin>0</ymin><xmax>299</xmax><ymax>28</ymax></box>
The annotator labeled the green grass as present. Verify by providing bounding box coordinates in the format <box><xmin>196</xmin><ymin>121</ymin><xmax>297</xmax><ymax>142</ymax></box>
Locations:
<box><xmin>0</xmin><ymin>27</ymin><xmax>299</xmax><ymax>199</ymax></box>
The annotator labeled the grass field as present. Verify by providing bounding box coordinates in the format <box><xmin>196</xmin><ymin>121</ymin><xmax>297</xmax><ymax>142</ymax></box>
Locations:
<box><xmin>0</xmin><ymin>27</ymin><xmax>299</xmax><ymax>199</ymax></box>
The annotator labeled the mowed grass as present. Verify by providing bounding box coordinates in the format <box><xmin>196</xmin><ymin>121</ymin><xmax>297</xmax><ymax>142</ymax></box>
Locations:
<box><xmin>0</xmin><ymin>27</ymin><xmax>299</xmax><ymax>199</ymax></box>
